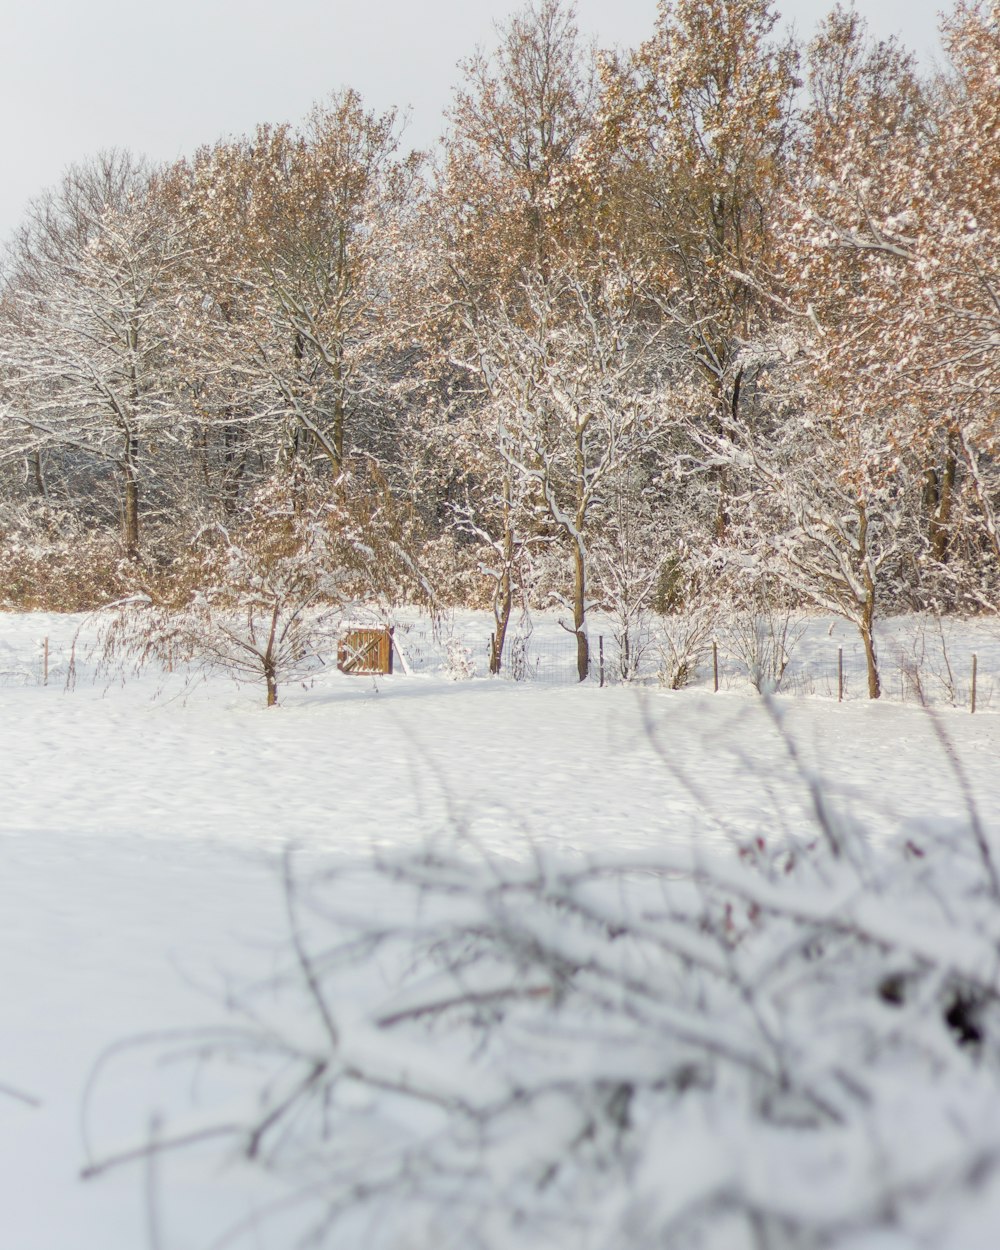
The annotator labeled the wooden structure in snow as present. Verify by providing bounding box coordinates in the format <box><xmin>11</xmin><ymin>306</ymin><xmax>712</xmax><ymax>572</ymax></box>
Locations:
<box><xmin>337</xmin><ymin>624</ymin><xmax>395</xmax><ymax>675</ymax></box>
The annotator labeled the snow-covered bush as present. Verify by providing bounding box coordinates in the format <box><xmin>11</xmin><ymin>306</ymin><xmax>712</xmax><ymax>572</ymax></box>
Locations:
<box><xmin>0</xmin><ymin>503</ymin><xmax>137</xmax><ymax>611</ymax></box>
<box><xmin>97</xmin><ymin>497</ymin><xmax>348</xmax><ymax>707</ymax></box>
<box><xmin>652</xmin><ymin>556</ymin><xmax>723</xmax><ymax>689</ymax></box>
<box><xmin>723</xmin><ymin>579</ymin><xmax>806</xmax><ymax>694</ymax></box>
<box><xmin>656</xmin><ymin>600</ymin><xmax>718</xmax><ymax>689</ymax></box>
<box><xmin>443</xmin><ymin>635</ymin><xmax>477</xmax><ymax>680</ymax></box>
<box><xmin>86</xmin><ymin>712</ymin><xmax>1000</xmax><ymax>1249</ymax></box>
<box><xmin>97</xmin><ymin>472</ymin><xmax>434</xmax><ymax>706</ymax></box>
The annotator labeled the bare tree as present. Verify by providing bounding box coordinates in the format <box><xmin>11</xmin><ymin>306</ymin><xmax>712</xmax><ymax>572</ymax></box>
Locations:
<box><xmin>466</xmin><ymin>259</ymin><xmax>670</xmax><ymax>681</ymax></box>
<box><xmin>586</xmin><ymin>0</ymin><xmax>800</xmax><ymax>536</ymax></box>
<box><xmin>98</xmin><ymin>466</ymin><xmax>431</xmax><ymax>707</ymax></box>
<box><xmin>0</xmin><ymin>153</ymin><xmax>188</xmax><ymax>559</ymax></box>
<box><xmin>171</xmin><ymin>90</ymin><xmax>423</xmax><ymax>486</ymax></box>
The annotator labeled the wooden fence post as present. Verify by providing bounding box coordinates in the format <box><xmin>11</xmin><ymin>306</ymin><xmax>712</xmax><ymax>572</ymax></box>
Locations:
<box><xmin>838</xmin><ymin>647</ymin><xmax>844</xmax><ymax>703</ymax></box>
<box><xmin>972</xmin><ymin>653</ymin><xmax>978</xmax><ymax>715</ymax></box>
<box><xmin>712</xmin><ymin>640</ymin><xmax>719</xmax><ymax>693</ymax></box>
<box><xmin>43</xmin><ymin>638</ymin><xmax>49</xmax><ymax>687</ymax></box>
<box><xmin>599</xmin><ymin>636</ymin><xmax>605</xmax><ymax>688</ymax></box>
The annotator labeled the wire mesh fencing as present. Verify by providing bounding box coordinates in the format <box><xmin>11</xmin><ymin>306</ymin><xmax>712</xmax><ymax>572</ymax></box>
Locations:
<box><xmin>480</xmin><ymin>620</ymin><xmax>994</xmax><ymax>712</ymax></box>
<box><xmin>0</xmin><ymin>636</ymin><xmax>73</xmax><ymax>688</ymax></box>
<box><xmin>3</xmin><ymin>613</ymin><xmax>993</xmax><ymax>714</ymax></box>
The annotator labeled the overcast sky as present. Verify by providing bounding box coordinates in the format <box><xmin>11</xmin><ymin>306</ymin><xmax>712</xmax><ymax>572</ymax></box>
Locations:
<box><xmin>1</xmin><ymin>0</ymin><xmax>946</xmax><ymax>244</ymax></box>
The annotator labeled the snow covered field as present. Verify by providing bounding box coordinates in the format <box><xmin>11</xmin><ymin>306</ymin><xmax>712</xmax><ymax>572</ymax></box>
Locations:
<box><xmin>4</xmin><ymin>610</ymin><xmax>1000</xmax><ymax>1249</ymax></box>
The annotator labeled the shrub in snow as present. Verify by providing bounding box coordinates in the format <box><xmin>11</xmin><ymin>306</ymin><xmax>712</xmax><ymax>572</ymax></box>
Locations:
<box><xmin>656</xmin><ymin>601</ymin><xmax>717</xmax><ymax>689</ymax></box>
<box><xmin>653</xmin><ymin>557</ymin><xmax>722</xmax><ymax>690</ymax></box>
<box><xmin>0</xmin><ymin>511</ymin><xmax>137</xmax><ymax>612</ymax></box>
<box><xmin>98</xmin><ymin>498</ymin><xmax>348</xmax><ymax>707</ymax></box>
<box><xmin>86</xmin><ymin>713</ymin><xmax>1000</xmax><ymax>1249</ymax></box>
<box><xmin>443</xmin><ymin>635</ymin><xmax>478</xmax><ymax>680</ymax></box>
<box><xmin>723</xmin><ymin>578</ymin><xmax>806</xmax><ymax>694</ymax></box>
<box><xmin>97</xmin><ymin>474</ymin><xmax>433</xmax><ymax>706</ymax></box>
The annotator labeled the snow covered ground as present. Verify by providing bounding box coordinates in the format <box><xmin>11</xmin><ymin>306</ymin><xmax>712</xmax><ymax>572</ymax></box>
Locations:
<box><xmin>4</xmin><ymin>609</ymin><xmax>1000</xmax><ymax>1249</ymax></box>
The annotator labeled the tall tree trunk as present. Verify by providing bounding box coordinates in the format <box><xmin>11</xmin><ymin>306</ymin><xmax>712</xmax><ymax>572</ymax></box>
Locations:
<box><xmin>926</xmin><ymin>436</ymin><xmax>959</xmax><ymax>564</ymax></box>
<box><xmin>264</xmin><ymin>603</ymin><xmax>280</xmax><ymax>706</ymax></box>
<box><xmin>860</xmin><ymin>605</ymin><xmax>880</xmax><ymax>700</ymax></box>
<box><xmin>490</xmin><ymin>480</ymin><xmax>515</xmax><ymax>675</ymax></box>
<box><xmin>709</xmin><ymin>366</ymin><xmax>741</xmax><ymax>539</ymax></box>
<box><xmin>122</xmin><ymin>433</ymin><xmax>140</xmax><ymax>560</ymax></box>
<box><xmin>221</xmin><ymin>420</ymin><xmax>248</xmax><ymax>516</ymax></box>
<box><xmin>331</xmin><ymin>369</ymin><xmax>345</xmax><ymax>474</ymax></box>
<box><xmin>572</xmin><ymin>538</ymin><xmax>589</xmax><ymax>682</ymax></box>
<box><xmin>858</xmin><ymin>500</ymin><xmax>880</xmax><ymax>699</ymax></box>
<box><xmin>571</xmin><ymin>435</ymin><xmax>590</xmax><ymax>683</ymax></box>
<box><xmin>30</xmin><ymin>451</ymin><xmax>47</xmax><ymax>499</ymax></box>
<box><xmin>125</xmin><ymin>317</ymin><xmax>142</xmax><ymax>560</ymax></box>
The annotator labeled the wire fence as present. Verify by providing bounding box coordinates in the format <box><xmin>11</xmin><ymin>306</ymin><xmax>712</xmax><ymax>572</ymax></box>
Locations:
<box><xmin>0</xmin><ymin>637</ymin><xmax>72</xmax><ymax>689</ymax></box>
<box><xmin>478</xmin><ymin>622</ymin><xmax>995</xmax><ymax>712</ymax></box>
<box><xmin>2</xmin><ymin>617</ymin><xmax>993</xmax><ymax>714</ymax></box>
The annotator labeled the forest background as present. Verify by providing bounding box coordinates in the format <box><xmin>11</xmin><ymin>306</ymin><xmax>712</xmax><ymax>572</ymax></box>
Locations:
<box><xmin>0</xmin><ymin>0</ymin><xmax>997</xmax><ymax>701</ymax></box>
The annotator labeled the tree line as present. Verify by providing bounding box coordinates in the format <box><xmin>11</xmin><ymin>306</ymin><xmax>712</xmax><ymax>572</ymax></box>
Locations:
<box><xmin>0</xmin><ymin>0</ymin><xmax>997</xmax><ymax>697</ymax></box>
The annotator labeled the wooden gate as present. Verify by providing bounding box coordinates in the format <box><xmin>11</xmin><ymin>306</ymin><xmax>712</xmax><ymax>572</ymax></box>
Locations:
<box><xmin>337</xmin><ymin>626</ymin><xmax>394</xmax><ymax>675</ymax></box>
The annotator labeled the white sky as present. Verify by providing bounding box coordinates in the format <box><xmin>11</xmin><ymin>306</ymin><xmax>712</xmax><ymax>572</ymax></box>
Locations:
<box><xmin>1</xmin><ymin>0</ymin><xmax>946</xmax><ymax>243</ymax></box>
